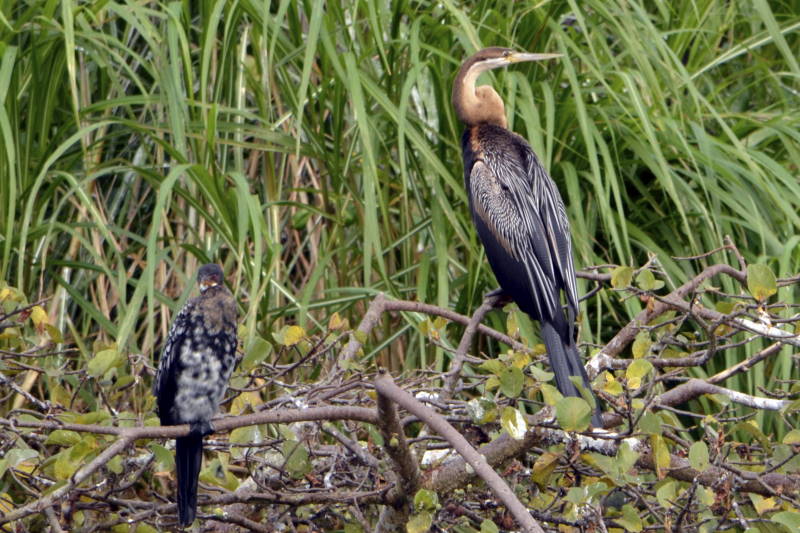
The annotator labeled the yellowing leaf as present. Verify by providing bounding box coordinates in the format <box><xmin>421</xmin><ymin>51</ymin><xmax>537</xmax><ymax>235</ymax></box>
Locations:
<box><xmin>230</xmin><ymin>389</ymin><xmax>263</xmax><ymax>414</ymax></box>
<box><xmin>278</xmin><ymin>325</ymin><xmax>306</xmax><ymax>347</ymax></box>
<box><xmin>406</xmin><ymin>512</ymin><xmax>432</xmax><ymax>533</ymax></box>
<box><xmin>0</xmin><ymin>493</ymin><xmax>13</xmax><ymax>514</ymax></box>
<box><xmin>747</xmin><ymin>264</ymin><xmax>777</xmax><ymax>302</ymax></box>
<box><xmin>30</xmin><ymin>306</ymin><xmax>49</xmax><ymax>329</ymax></box>
<box><xmin>328</xmin><ymin>311</ymin><xmax>347</xmax><ymax>331</ymax></box>
<box><xmin>749</xmin><ymin>493</ymin><xmax>777</xmax><ymax>515</ymax></box>
<box><xmin>651</xmin><ymin>435</ymin><xmax>670</xmax><ymax>479</ymax></box>
<box><xmin>510</xmin><ymin>351</ymin><xmax>531</xmax><ymax>368</ymax></box>
<box><xmin>500</xmin><ymin>406</ymin><xmax>527</xmax><ymax>440</ymax></box>
<box><xmin>531</xmin><ymin>451</ymin><xmax>560</xmax><ymax>488</ymax></box>
<box><xmin>602</xmin><ymin>372</ymin><xmax>623</xmax><ymax>396</ymax></box>
<box><xmin>626</xmin><ymin>359</ymin><xmax>653</xmax><ymax>390</ymax></box>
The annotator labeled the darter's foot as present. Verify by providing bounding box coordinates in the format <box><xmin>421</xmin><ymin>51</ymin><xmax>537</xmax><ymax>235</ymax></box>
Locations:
<box><xmin>484</xmin><ymin>288</ymin><xmax>511</xmax><ymax>308</ymax></box>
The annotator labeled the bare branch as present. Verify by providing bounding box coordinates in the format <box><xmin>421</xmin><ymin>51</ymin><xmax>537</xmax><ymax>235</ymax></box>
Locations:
<box><xmin>374</xmin><ymin>369</ymin><xmax>545</xmax><ymax>533</ymax></box>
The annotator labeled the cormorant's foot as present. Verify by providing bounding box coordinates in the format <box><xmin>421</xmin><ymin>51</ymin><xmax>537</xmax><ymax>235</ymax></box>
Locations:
<box><xmin>189</xmin><ymin>420</ymin><xmax>214</xmax><ymax>438</ymax></box>
<box><xmin>484</xmin><ymin>288</ymin><xmax>512</xmax><ymax>308</ymax></box>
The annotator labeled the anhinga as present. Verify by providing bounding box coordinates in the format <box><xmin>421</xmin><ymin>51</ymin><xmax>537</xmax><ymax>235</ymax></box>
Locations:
<box><xmin>153</xmin><ymin>263</ymin><xmax>238</xmax><ymax>526</ymax></box>
<box><xmin>453</xmin><ymin>47</ymin><xmax>602</xmax><ymax>427</ymax></box>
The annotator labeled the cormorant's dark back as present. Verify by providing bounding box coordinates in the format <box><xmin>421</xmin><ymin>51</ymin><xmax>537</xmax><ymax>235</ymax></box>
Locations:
<box><xmin>453</xmin><ymin>48</ymin><xmax>602</xmax><ymax>427</ymax></box>
<box><xmin>153</xmin><ymin>263</ymin><xmax>238</xmax><ymax>526</ymax></box>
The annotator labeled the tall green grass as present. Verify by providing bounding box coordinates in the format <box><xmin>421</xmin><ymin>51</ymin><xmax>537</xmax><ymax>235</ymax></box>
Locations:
<box><xmin>1</xmin><ymin>0</ymin><xmax>798</xmax><ymax>392</ymax></box>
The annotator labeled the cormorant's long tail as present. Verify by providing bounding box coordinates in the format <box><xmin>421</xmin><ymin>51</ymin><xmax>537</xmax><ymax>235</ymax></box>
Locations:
<box><xmin>175</xmin><ymin>434</ymin><xmax>203</xmax><ymax>526</ymax></box>
<box><xmin>540</xmin><ymin>319</ymin><xmax>603</xmax><ymax>427</ymax></box>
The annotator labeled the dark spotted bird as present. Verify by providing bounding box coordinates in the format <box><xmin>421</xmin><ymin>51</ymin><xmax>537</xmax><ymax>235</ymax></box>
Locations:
<box><xmin>153</xmin><ymin>263</ymin><xmax>238</xmax><ymax>526</ymax></box>
<box><xmin>453</xmin><ymin>47</ymin><xmax>602</xmax><ymax>427</ymax></box>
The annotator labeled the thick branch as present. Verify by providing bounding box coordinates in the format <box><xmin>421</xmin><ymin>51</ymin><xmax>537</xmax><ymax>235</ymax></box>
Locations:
<box><xmin>374</xmin><ymin>369</ymin><xmax>544</xmax><ymax>533</ymax></box>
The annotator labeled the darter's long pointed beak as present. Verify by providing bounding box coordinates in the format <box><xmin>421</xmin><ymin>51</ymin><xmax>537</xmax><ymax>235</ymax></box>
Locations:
<box><xmin>507</xmin><ymin>52</ymin><xmax>562</xmax><ymax>64</ymax></box>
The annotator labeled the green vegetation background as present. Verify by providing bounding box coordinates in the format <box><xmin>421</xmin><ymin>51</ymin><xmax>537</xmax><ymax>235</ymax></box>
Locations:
<box><xmin>1</xmin><ymin>0</ymin><xmax>799</xmax><ymax>412</ymax></box>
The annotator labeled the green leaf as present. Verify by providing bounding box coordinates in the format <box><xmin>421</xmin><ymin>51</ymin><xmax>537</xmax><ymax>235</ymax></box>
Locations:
<box><xmin>783</xmin><ymin>429</ymin><xmax>800</xmax><ymax>445</ymax></box>
<box><xmin>107</xmin><ymin>455</ymin><xmax>123</xmax><ymax>475</ymax></box>
<box><xmin>656</xmin><ymin>480</ymin><xmax>677</xmax><ymax>508</ymax></box>
<box><xmin>480</xmin><ymin>519</ymin><xmax>499</xmax><ymax>533</ymax></box>
<box><xmin>229</xmin><ymin>425</ymin><xmax>262</xmax><ymax>459</ymax></box>
<box><xmin>87</xmin><ymin>348</ymin><xmax>121</xmax><ymax>378</ymax></box>
<box><xmin>149</xmin><ymin>444</ymin><xmax>175</xmax><ymax>471</ymax></box>
<box><xmin>478</xmin><ymin>359</ymin><xmax>505</xmax><ymax>376</ymax></box>
<box><xmin>617</xmin><ymin>441</ymin><xmax>640</xmax><ymax>475</ymax></box>
<box><xmin>499</xmin><ymin>366</ymin><xmax>524</xmax><ymax>398</ymax></box>
<box><xmin>540</xmin><ymin>383</ymin><xmax>563</xmax><ymax>406</ymax></box>
<box><xmin>406</xmin><ymin>511</ymin><xmax>433</xmax><ymax>533</ymax></box>
<box><xmin>733</xmin><ymin>421</ymin><xmax>772</xmax><ymax>452</ymax></box>
<box><xmin>555</xmin><ymin>397</ymin><xmax>591</xmax><ymax>432</ymax></box>
<box><xmin>611</xmin><ymin>266</ymin><xmax>634</xmax><ymax>289</ymax></box>
<box><xmin>199</xmin><ymin>458</ymin><xmax>239</xmax><ymax>491</ymax></box>
<box><xmin>689</xmin><ymin>441</ymin><xmax>710</xmax><ymax>471</ymax></box>
<box><xmin>617</xmin><ymin>503</ymin><xmax>643</xmax><ymax>532</ymax></box>
<box><xmin>241</xmin><ymin>336</ymin><xmax>271</xmax><ymax>371</ymax></box>
<box><xmin>772</xmin><ymin>511</ymin><xmax>800</xmax><ymax>531</ymax></box>
<box><xmin>413</xmin><ymin>489</ymin><xmax>439</xmax><ymax>511</ymax></box>
<box><xmin>747</xmin><ymin>264</ymin><xmax>777</xmax><ymax>302</ymax></box>
<box><xmin>638</xmin><ymin>413</ymin><xmax>662</xmax><ymax>436</ymax></box>
<box><xmin>282</xmin><ymin>440</ymin><xmax>311</xmax><ymax>479</ymax></box>
<box><xmin>565</xmin><ymin>485</ymin><xmax>587</xmax><ymax>504</ymax></box>
<box><xmin>353</xmin><ymin>330</ymin><xmax>368</xmax><ymax>344</ymax></box>
<box><xmin>635</xmin><ymin>269</ymin><xmax>661</xmax><ymax>291</ymax></box>
<box><xmin>0</xmin><ymin>448</ymin><xmax>38</xmax><ymax>478</ymax></box>
<box><xmin>632</xmin><ymin>331</ymin><xmax>651</xmax><ymax>359</ymax></box>
<box><xmin>500</xmin><ymin>406</ymin><xmax>527</xmax><ymax>440</ymax></box>
<box><xmin>45</xmin><ymin>430</ymin><xmax>81</xmax><ymax>447</ymax></box>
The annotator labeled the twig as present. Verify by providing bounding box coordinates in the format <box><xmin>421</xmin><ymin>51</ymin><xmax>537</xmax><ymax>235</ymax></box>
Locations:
<box><xmin>443</xmin><ymin>292</ymin><xmax>505</xmax><ymax>398</ymax></box>
<box><xmin>340</xmin><ymin>294</ymin><xmax>530</xmax><ymax>362</ymax></box>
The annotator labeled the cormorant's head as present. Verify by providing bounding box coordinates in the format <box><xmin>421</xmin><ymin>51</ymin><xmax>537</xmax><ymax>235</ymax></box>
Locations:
<box><xmin>197</xmin><ymin>263</ymin><xmax>224</xmax><ymax>292</ymax></box>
